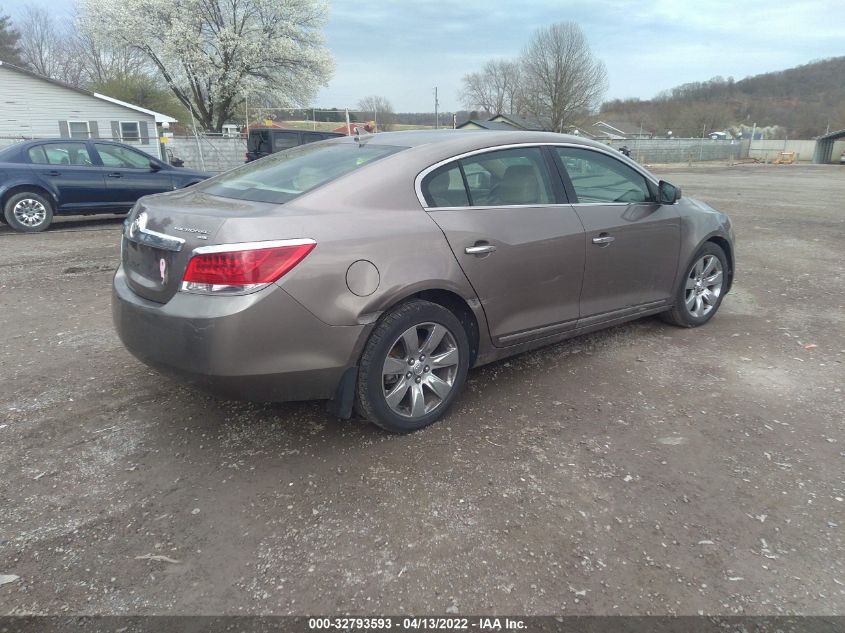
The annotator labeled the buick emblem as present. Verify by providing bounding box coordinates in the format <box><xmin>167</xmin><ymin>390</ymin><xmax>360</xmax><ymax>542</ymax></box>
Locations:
<box><xmin>129</xmin><ymin>211</ymin><xmax>147</xmax><ymax>238</ymax></box>
<box><xmin>159</xmin><ymin>257</ymin><xmax>168</xmax><ymax>284</ymax></box>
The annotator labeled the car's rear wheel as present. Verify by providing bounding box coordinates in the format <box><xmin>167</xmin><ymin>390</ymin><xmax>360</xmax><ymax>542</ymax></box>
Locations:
<box><xmin>356</xmin><ymin>299</ymin><xmax>469</xmax><ymax>433</ymax></box>
<box><xmin>3</xmin><ymin>192</ymin><xmax>54</xmax><ymax>233</ymax></box>
<box><xmin>662</xmin><ymin>242</ymin><xmax>728</xmax><ymax>327</ymax></box>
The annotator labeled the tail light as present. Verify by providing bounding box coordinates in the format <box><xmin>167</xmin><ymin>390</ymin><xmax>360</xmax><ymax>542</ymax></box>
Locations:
<box><xmin>181</xmin><ymin>239</ymin><xmax>315</xmax><ymax>295</ymax></box>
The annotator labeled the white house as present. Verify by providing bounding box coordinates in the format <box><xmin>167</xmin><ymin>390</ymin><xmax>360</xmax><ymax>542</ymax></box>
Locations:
<box><xmin>0</xmin><ymin>62</ymin><xmax>177</xmax><ymax>159</ymax></box>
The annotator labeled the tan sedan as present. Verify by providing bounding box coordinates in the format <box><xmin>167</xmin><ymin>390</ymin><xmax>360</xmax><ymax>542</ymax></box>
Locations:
<box><xmin>113</xmin><ymin>130</ymin><xmax>735</xmax><ymax>432</ymax></box>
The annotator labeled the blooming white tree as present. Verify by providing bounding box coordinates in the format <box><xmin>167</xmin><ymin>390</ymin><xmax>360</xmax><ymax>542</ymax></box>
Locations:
<box><xmin>80</xmin><ymin>0</ymin><xmax>334</xmax><ymax>131</ymax></box>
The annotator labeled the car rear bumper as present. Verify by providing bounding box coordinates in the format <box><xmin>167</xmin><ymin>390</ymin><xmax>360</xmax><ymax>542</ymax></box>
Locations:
<box><xmin>112</xmin><ymin>266</ymin><xmax>368</xmax><ymax>402</ymax></box>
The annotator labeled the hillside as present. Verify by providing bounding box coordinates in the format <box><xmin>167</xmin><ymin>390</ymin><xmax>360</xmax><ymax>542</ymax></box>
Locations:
<box><xmin>601</xmin><ymin>56</ymin><xmax>845</xmax><ymax>138</ymax></box>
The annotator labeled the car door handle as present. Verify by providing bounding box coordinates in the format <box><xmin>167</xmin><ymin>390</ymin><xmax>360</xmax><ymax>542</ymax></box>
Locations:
<box><xmin>44</xmin><ymin>170</ymin><xmax>61</xmax><ymax>177</ymax></box>
<box><xmin>465</xmin><ymin>244</ymin><xmax>496</xmax><ymax>255</ymax></box>
<box><xmin>592</xmin><ymin>235</ymin><xmax>615</xmax><ymax>245</ymax></box>
<box><xmin>107</xmin><ymin>172</ymin><xmax>123</xmax><ymax>178</ymax></box>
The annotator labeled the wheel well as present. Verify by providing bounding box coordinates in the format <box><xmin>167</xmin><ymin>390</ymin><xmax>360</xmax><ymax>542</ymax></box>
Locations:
<box><xmin>1</xmin><ymin>185</ymin><xmax>54</xmax><ymax>212</ymax></box>
<box><xmin>705</xmin><ymin>236</ymin><xmax>733</xmax><ymax>291</ymax></box>
<box><xmin>414</xmin><ymin>289</ymin><xmax>480</xmax><ymax>366</ymax></box>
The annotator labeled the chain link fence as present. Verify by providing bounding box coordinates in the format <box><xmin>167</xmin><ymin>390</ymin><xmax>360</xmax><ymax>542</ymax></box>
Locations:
<box><xmin>601</xmin><ymin>138</ymin><xmax>749</xmax><ymax>164</ymax></box>
<box><xmin>8</xmin><ymin>133</ymin><xmax>829</xmax><ymax>173</ymax></box>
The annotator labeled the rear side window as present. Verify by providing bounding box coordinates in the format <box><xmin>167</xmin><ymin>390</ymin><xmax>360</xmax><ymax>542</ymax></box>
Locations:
<box><xmin>29</xmin><ymin>142</ymin><xmax>92</xmax><ymax>166</ymax></box>
<box><xmin>272</xmin><ymin>131</ymin><xmax>300</xmax><ymax>151</ymax></box>
<box><xmin>460</xmin><ymin>147</ymin><xmax>554</xmax><ymax>206</ymax></box>
<box><xmin>421</xmin><ymin>164</ymin><xmax>469</xmax><ymax>207</ymax></box>
<box><xmin>197</xmin><ymin>142</ymin><xmax>404</xmax><ymax>204</ymax></box>
<box><xmin>27</xmin><ymin>146</ymin><xmax>49</xmax><ymax>164</ymax></box>
<box><xmin>421</xmin><ymin>147</ymin><xmax>555</xmax><ymax>208</ymax></box>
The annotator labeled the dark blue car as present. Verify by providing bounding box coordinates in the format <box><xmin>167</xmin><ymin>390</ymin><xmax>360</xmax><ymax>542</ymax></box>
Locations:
<box><xmin>0</xmin><ymin>139</ymin><xmax>209</xmax><ymax>232</ymax></box>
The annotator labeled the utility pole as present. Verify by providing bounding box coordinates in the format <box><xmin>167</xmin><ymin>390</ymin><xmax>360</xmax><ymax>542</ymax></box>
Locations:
<box><xmin>434</xmin><ymin>87</ymin><xmax>439</xmax><ymax>129</ymax></box>
<box><xmin>244</xmin><ymin>92</ymin><xmax>249</xmax><ymax>136</ymax></box>
<box><xmin>187</xmin><ymin>105</ymin><xmax>205</xmax><ymax>172</ymax></box>
<box><xmin>749</xmin><ymin>122</ymin><xmax>756</xmax><ymax>160</ymax></box>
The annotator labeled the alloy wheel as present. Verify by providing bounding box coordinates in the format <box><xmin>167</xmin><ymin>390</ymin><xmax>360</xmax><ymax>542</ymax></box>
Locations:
<box><xmin>13</xmin><ymin>198</ymin><xmax>48</xmax><ymax>228</ymax></box>
<box><xmin>381</xmin><ymin>322</ymin><xmax>460</xmax><ymax>419</ymax></box>
<box><xmin>684</xmin><ymin>254</ymin><xmax>724</xmax><ymax>318</ymax></box>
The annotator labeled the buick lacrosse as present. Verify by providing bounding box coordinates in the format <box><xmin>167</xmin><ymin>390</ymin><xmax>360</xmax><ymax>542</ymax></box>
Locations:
<box><xmin>113</xmin><ymin>130</ymin><xmax>734</xmax><ymax>432</ymax></box>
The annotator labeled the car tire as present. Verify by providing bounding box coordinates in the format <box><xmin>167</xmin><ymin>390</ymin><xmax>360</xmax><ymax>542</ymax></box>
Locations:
<box><xmin>661</xmin><ymin>242</ymin><xmax>728</xmax><ymax>328</ymax></box>
<box><xmin>356</xmin><ymin>299</ymin><xmax>470</xmax><ymax>433</ymax></box>
<box><xmin>3</xmin><ymin>191</ymin><xmax>54</xmax><ymax>233</ymax></box>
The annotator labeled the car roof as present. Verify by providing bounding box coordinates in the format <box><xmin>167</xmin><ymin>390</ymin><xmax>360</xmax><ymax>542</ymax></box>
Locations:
<box><xmin>333</xmin><ymin>128</ymin><xmax>613</xmax><ymax>152</ymax></box>
<box><xmin>5</xmin><ymin>138</ymin><xmax>137</xmax><ymax>147</ymax></box>
<box><xmin>326</xmin><ymin>129</ymin><xmax>631</xmax><ymax>176</ymax></box>
<box><xmin>13</xmin><ymin>138</ymin><xmax>88</xmax><ymax>146</ymax></box>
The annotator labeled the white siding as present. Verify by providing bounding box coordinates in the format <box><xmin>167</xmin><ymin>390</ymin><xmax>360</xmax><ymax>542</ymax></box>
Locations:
<box><xmin>0</xmin><ymin>66</ymin><xmax>160</xmax><ymax>155</ymax></box>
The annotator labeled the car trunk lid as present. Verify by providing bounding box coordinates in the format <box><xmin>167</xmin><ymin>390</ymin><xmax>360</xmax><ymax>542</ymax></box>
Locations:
<box><xmin>121</xmin><ymin>189</ymin><xmax>275</xmax><ymax>303</ymax></box>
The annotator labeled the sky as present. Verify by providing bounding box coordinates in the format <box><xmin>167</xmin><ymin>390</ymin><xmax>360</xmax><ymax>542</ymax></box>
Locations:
<box><xmin>3</xmin><ymin>0</ymin><xmax>844</xmax><ymax>112</ymax></box>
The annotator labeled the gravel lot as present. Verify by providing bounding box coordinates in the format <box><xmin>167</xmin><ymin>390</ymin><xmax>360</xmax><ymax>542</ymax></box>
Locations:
<box><xmin>0</xmin><ymin>164</ymin><xmax>843</xmax><ymax>616</ymax></box>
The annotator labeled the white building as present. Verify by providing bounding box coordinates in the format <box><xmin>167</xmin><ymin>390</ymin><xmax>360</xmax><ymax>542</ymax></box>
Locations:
<box><xmin>0</xmin><ymin>61</ymin><xmax>177</xmax><ymax>159</ymax></box>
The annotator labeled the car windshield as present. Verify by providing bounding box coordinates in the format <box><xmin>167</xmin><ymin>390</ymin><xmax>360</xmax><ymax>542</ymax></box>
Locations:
<box><xmin>198</xmin><ymin>142</ymin><xmax>404</xmax><ymax>204</ymax></box>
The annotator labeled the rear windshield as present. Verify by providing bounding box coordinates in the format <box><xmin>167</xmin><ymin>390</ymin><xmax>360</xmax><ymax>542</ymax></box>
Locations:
<box><xmin>198</xmin><ymin>142</ymin><xmax>404</xmax><ymax>204</ymax></box>
<box><xmin>0</xmin><ymin>144</ymin><xmax>18</xmax><ymax>161</ymax></box>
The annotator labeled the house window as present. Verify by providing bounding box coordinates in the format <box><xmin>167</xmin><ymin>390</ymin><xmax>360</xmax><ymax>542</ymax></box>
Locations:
<box><xmin>68</xmin><ymin>121</ymin><xmax>90</xmax><ymax>139</ymax></box>
<box><xmin>120</xmin><ymin>121</ymin><xmax>140</xmax><ymax>142</ymax></box>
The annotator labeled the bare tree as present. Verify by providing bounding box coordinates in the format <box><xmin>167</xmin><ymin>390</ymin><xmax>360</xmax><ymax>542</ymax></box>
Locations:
<box><xmin>520</xmin><ymin>22</ymin><xmax>607</xmax><ymax>132</ymax></box>
<box><xmin>460</xmin><ymin>59</ymin><xmax>522</xmax><ymax>115</ymax></box>
<box><xmin>72</xmin><ymin>12</ymin><xmax>150</xmax><ymax>86</ymax></box>
<box><xmin>17</xmin><ymin>6</ymin><xmax>85</xmax><ymax>85</ymax></box>
<box><xmin>357</xmin><ymin>95</ymin><xmax>395</xmax><ymax>131</ymax></box>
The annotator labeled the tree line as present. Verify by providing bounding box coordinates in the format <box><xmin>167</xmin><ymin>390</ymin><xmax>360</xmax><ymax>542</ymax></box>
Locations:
<box><xmin>601</xmin><ymin>57</ymin><xmax>845</xmax><ymax>138</ymax></box>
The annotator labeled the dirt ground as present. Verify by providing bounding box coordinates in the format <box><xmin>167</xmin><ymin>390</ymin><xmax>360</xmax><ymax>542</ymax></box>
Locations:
<box><xmin>0</xmin><ymin>164</ymin><xmax>843</xmax><ymax>616</ymax></box>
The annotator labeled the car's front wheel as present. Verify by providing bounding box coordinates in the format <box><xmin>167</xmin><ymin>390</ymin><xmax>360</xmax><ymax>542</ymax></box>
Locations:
<box><xmin>3</xmin><ymin>191</ymin><xmax>54</xmax><ymax>232</ymax></box>
<box><xmin>662</xmin><ymin>242</ymin><xmax>728</xmax><ymax>327</ymax></box>
<box><xmin>356</xmin><ymin>299</ymin><xmax>469</xmax><ymax>433</ymax></box>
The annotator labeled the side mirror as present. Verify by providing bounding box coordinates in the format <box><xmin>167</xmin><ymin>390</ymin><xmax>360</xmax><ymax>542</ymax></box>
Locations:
<box><xmin>658</xmin><ymin>180</ymin><xmax>681</xmax><ymax>204</ymax></box>
<box><xmin>149</xmin><ymin>161</ymin><xmax>162</xmax><ymax>172</ymax></box>
<box><xmin>170</xmin><ymin>157</ymin><xmax>185</xmax><ymax>168</ymax></box>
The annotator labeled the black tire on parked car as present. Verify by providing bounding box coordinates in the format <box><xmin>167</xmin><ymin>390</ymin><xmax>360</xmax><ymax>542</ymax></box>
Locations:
<box><xmin>662</xmin><ymin>242</ymin><xmax>728</xmax><ymax>328</ymax></box>
<box><xmin>356</xmin><ymin>299</ymin><xmax>470</xmax><ymax>433</ymax></box>
<box><xmin>3</xmin><ymin>191</ymin><xmax>54</xmax><ymax>232</ymax></box>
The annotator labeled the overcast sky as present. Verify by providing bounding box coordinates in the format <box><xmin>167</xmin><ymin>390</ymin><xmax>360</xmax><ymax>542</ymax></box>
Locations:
<box><xmin>3</xmin><ymin>0</ymin><xmax>843</xmax><ymax>112</ymax></box>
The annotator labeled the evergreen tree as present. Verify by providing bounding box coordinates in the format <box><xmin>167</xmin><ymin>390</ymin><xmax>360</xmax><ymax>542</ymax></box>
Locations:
<box><xmin>0</xmin><ymin>10</ymin><xmax>23</xmax><ymax>65</ymax></box>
